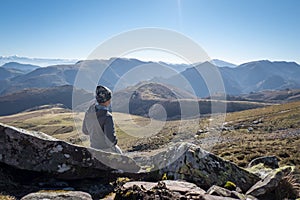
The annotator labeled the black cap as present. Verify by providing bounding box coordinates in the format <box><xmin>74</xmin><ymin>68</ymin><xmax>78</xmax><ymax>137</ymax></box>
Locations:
<box><xmin>96</xmin><ymin>85</ymin><xmax>112</xmax><ymax>103</ymax></box>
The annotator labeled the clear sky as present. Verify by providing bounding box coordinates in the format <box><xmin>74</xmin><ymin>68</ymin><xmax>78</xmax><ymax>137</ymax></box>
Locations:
<box><xmin>1</xmin><ymin>0</ymin><xmax>299</xmax><ymax>65</ymax></box>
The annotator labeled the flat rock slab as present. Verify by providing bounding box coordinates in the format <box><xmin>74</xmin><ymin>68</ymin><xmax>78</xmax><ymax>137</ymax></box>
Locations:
<box><xmin>21</xmin><ymin>191</ymin><xmax>92</xmax><ymax>200</ymax></box>
<box><xmin>123</xmin><ymin>180</ymin><xmax>206</xmax><ymax>194</ymax></box>
<box><xmin>117</xmin><ymin>180</ymin><xmax>240</xmax><ymax>200</ymax></box>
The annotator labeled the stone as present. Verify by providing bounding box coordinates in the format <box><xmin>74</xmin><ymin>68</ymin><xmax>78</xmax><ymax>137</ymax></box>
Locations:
<box><xmin>21</xmin><ymin>191</ymin><xmax>92</xmax><ymax>200</ymax></box>
<box><xmin>247</xmin><ymin>127</ymin><xmax>254</xmax><ymax>132</ymax></box>
<box><xmin>196</xmin><ymin>129</ymin><xmax>206</xmax><ymax>135</ymax></box>
<box><xmin>116</xmin><ymin>180</ymin><xmax>239</xmax><ymax>200</ymax></box>
<box><xmin>248</xmin><ymin>155</ymin><xmax>279</xmax><ymax>169</ymax></box>
<box><xmin>122</xmin><ymin>180</ymin><xmax>206</xmax><ymax>194</ymax></box>
<box><xmin>0</xmin><ymin>123</ymin><xmax>140</xmax><ymax>180</ymax></box>
<box><xmin>246</xmin><ymin>166</ymin><xmax>294</xmax><ymax>198</ymax></box>
<box><xmin>207</xmin><ymin>185</ymin><xmax>258</xmax><ymax>200</ymax></box>
<box><xmin>246</xmin><ymin>163</ymin><xmax>274</xmax><ymax>179</ymax></box>
<box><xmin>149</xmin><ymin>142</ymin><xmax>260</xmax><ymax>192</ymax></box>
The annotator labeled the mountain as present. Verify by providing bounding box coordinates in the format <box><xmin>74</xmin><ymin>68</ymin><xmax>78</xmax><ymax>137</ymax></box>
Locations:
<box><xmin>112</xmin><ymin>82</ymin><xmax>269</xmax><ymax>119</ymax></box>
<box><xmin>98</xmin><ymin>58</ymin><xmax>190</xmax><ymax>90</ymax></box>
<box><xmin>0</xmin><ymin>58</ymin><xmax>191</xmax><ymax>95</ymax></box>
<box><xmin>210</xmin><ymin>59</ymin><xmax>237</xmax><ymax>68</ymax></box>
<box><xmin>0</xmin><ymin>64</ymin><xmax>79</xmax><ymax>95</ymax></box>
<box><xmin>0</xmin><ymin>67</ymin><xmax>22</xmax><ymax>80</ymax></box>
<box><xmin>1</xmin><ymin>62</ymin><xmax>40</xmax><ymax>73</ymax></box>
<box><xmin>0</xmin><ymin>55</ymin><xmax>77</xmax><ymax>67</ymax></box>
<box><xmin>0</xmin><ymin>85</ymin><xmax>92</xmax><ymax>116</ymax></box>
<box><xmin>227</xmin><ymin>60</ymin><xmax>300</xmax><ymax>93</ymax></box>
<box><xmin>158</xmin><ymin>60</ymin><xmax>300</xmax><ymax>97</ymax></box>
<box><xmin>158</xmin><ymin>61</ymin><xmax>240</xmax><ymax>97</ymax></box>
<box><xmin>112</xmin><ymin>82</ymin><xmax>198</xmax><ymax>115</ymax></box>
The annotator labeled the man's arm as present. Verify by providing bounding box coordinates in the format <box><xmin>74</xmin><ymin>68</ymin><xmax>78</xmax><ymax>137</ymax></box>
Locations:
<box><xmin>82</xmin><ymin>112</ymin><xmax>89</xmax><ymax>135</ymax></box>
<box><xmin>103</xmin><ymin>115</ymin><xmax>118</xmax><ymax>146</ymax></box>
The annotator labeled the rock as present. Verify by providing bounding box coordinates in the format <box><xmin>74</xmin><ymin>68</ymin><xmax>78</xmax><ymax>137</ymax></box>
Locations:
<box><xmin>21</xmin><ymin>191</ymin><xmax>92</xmax><ymax>200</ymax></box>
<box><xmin>247</xmin><ymin>127</ymin><xmax>254</xmax><ymax>132</ymax></box>
<box><xmin>207</xmin><ymin>185</ymin><xmax>258</xmax><ymax>200</ymax></box>
<box><xmin>196</xmin><ymin>129</ymin><xmax>207</xmax><ymax>135</ymax></box>
<box><xmin>146</xmin><ymin>142</ymin><xmax>260</xmax><ymax>192</ymax></box>
<box><xmin>248</xmin><ymin>155</ymin><xmax>279</xmax><ymax>169</ymax></box>
<box><xmin>0</xmin><ymin>123</ymin><xmax>140</xmax><ymax>180</ymax></box>
<box><xmin>246</xmin><ymin>163</ymin><xmax>274</xmax><ymax>179</ymax></box>
<box><xmin>252</xmin><ymin>119</ymin><xmax>263</xmax><ymax>124</ymax></box>
<box><xmin>116</xmin><ymin>180</ymin><xmax>239</xmax><ymax>200</ymax></box>
<box><xmin>246</xmin><ymin>166</ymin><xmax>294</xmax><ymax>198</ymax></box>
<box><xmin>123</xmin><ymin>180</ymin><xmax>206</xmax><ymax>194</ymax></box>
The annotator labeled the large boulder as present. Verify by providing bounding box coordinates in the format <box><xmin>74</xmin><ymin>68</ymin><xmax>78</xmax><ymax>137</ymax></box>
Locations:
<box><xmin>142</xmin><ymin>142</ymin><xmax>260</xmax><ymax>192</ymax></box>
<box><xmin>0</xmin><ymin>123</ymin><xmax>140</xmax><ymax>179</ymax></box>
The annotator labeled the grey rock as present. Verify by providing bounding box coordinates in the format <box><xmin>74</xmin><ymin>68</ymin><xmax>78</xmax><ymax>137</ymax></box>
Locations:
<box><xmin>123</xmin><ymin>180</ymin><xmax>206</xmax><ymax>194</ymax></box>
<box><xmin>246</xmin><ymin>163</ymin><xmax>274</xmax><ymax>179</ymax></box>
<box><xmin>0</xmin><ymin>123</ymin><xmax>140</xmax><ymax>179</ymax></box>
<box><xmin>246</xmin><ymin>166</ymin><xmax>294</xmax><ymax>197</ymax></box>
<box><xmin>207</xmin><ymin>185</ymin><xmax>258</xmax><ymax>200</ymax></box>
<box><xmin>248</xmin><ymin>155</ymin><xmax>279</xmax><ymax>169</ymax></box>
<box><xmin>147</xmin><ymin>142</ymin><xmax>260</xmax><ymax>192</ymax></box>
<box><xmin>247</xmin><ymin>127</ymin><xmax>254</xmax><ymax>132</ymax></box>
<box><xmin>116</xmin><ymin>180</ymin><xmax>239</xmax><ymax>200</ymax></box>
<box><xmin>21</xmin><ymin>191</ymin><xmax>92</xmax><ymax>200</ymax></box>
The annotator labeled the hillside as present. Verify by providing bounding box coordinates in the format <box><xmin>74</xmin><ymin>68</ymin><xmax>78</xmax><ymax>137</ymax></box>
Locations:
<box><xmin>240</xmin><ymin>89</ymin><xmax>300</xmax><ymax>103</ymax></box>
<box><xmin>0</xmin><ymin>67</ymin><xmax>21</xmax><ymax>80</ymax></box>
<box><xmin>113</xmin><ymin>82</ymin><xmax>271</xmax><ymax>119</ymax></box>
<box><xmin>1</xmin><ymin>62</ymin><xmax>40</xmax><ymax>73</ymax></box>
<box><xmin>0</xmin><ymin>85</ymin><xmax>92</xmax><ymax>116</ymax></box>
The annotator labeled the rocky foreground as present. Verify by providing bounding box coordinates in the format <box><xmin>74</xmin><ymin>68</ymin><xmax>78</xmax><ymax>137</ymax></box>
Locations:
<box><xmin>0</xmin><ymin>123</ymin><xmax>299</xmax><ymax>199</ymax></box>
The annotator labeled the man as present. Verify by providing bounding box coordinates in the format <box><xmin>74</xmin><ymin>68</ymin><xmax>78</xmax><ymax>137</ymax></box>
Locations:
<box><xmin>82</xmin><ymin>85</ymin><xmax>122</xmax><ymax>154</ymax></box>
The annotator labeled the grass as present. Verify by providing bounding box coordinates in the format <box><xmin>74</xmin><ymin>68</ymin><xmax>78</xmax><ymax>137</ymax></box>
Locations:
<box><xmin>0</xmin><ymin>194</ymin><xmax>16</xmax><ymax>200</ymax></box>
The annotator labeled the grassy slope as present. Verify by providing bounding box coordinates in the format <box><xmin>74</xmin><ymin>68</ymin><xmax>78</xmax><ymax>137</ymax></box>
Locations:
<box><xmin>212</xmin><ymin>101</ymin><xmax>300</xmax><ymax>170</ymax></box>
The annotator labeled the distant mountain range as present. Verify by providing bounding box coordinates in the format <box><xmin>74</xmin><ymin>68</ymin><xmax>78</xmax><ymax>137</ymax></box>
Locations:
<box><xmin>159</xmin><ymin>60</ymin><xmax>300</xmax><ymax>97</ymax></box>
<box><xmin>0</xmin><ymin>57</ymin><xmax>300</xmax><ymax>98</ymax></box>
<box><xmin>0</xmin><ymin>55</ymin><xmax>77</xmax><ymax>67</ymax></box>
<box><xmin>0</xmin><ymin>58</ymin><xmax>194</xmax><ymax>95</ymax></box>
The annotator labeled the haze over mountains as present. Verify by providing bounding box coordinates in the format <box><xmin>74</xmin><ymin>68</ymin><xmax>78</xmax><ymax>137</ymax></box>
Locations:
<box><xmin>1</xmin><ymin>57</ymin><xmax>300</xmax><ymax>97</ymax></box>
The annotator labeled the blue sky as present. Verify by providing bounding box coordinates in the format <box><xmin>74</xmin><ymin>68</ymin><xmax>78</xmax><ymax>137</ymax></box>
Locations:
<box><xmin>1</xmin><ymin>0</ymin><xmax>299</xmax><ymax>64</ymax></box>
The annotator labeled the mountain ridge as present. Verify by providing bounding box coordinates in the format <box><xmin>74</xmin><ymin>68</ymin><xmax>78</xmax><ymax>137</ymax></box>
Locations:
<box><xmin>1</xmin><ymin>57</ymin><xmax>300</xmax><ymax>97</ymax></box>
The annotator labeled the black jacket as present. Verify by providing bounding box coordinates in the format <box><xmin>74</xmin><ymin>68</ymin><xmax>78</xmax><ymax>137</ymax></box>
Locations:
<box><xmin>82</xmin><ymin>103</ymin><xmax>117</xmax><ymax>149</ymax></box>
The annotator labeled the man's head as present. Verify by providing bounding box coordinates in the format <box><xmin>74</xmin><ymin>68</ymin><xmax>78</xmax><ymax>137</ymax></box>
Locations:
<box><xmin>96</xmin><ymin>85</ymin><xmax>112</xmax><ymax>105</ymax></box>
